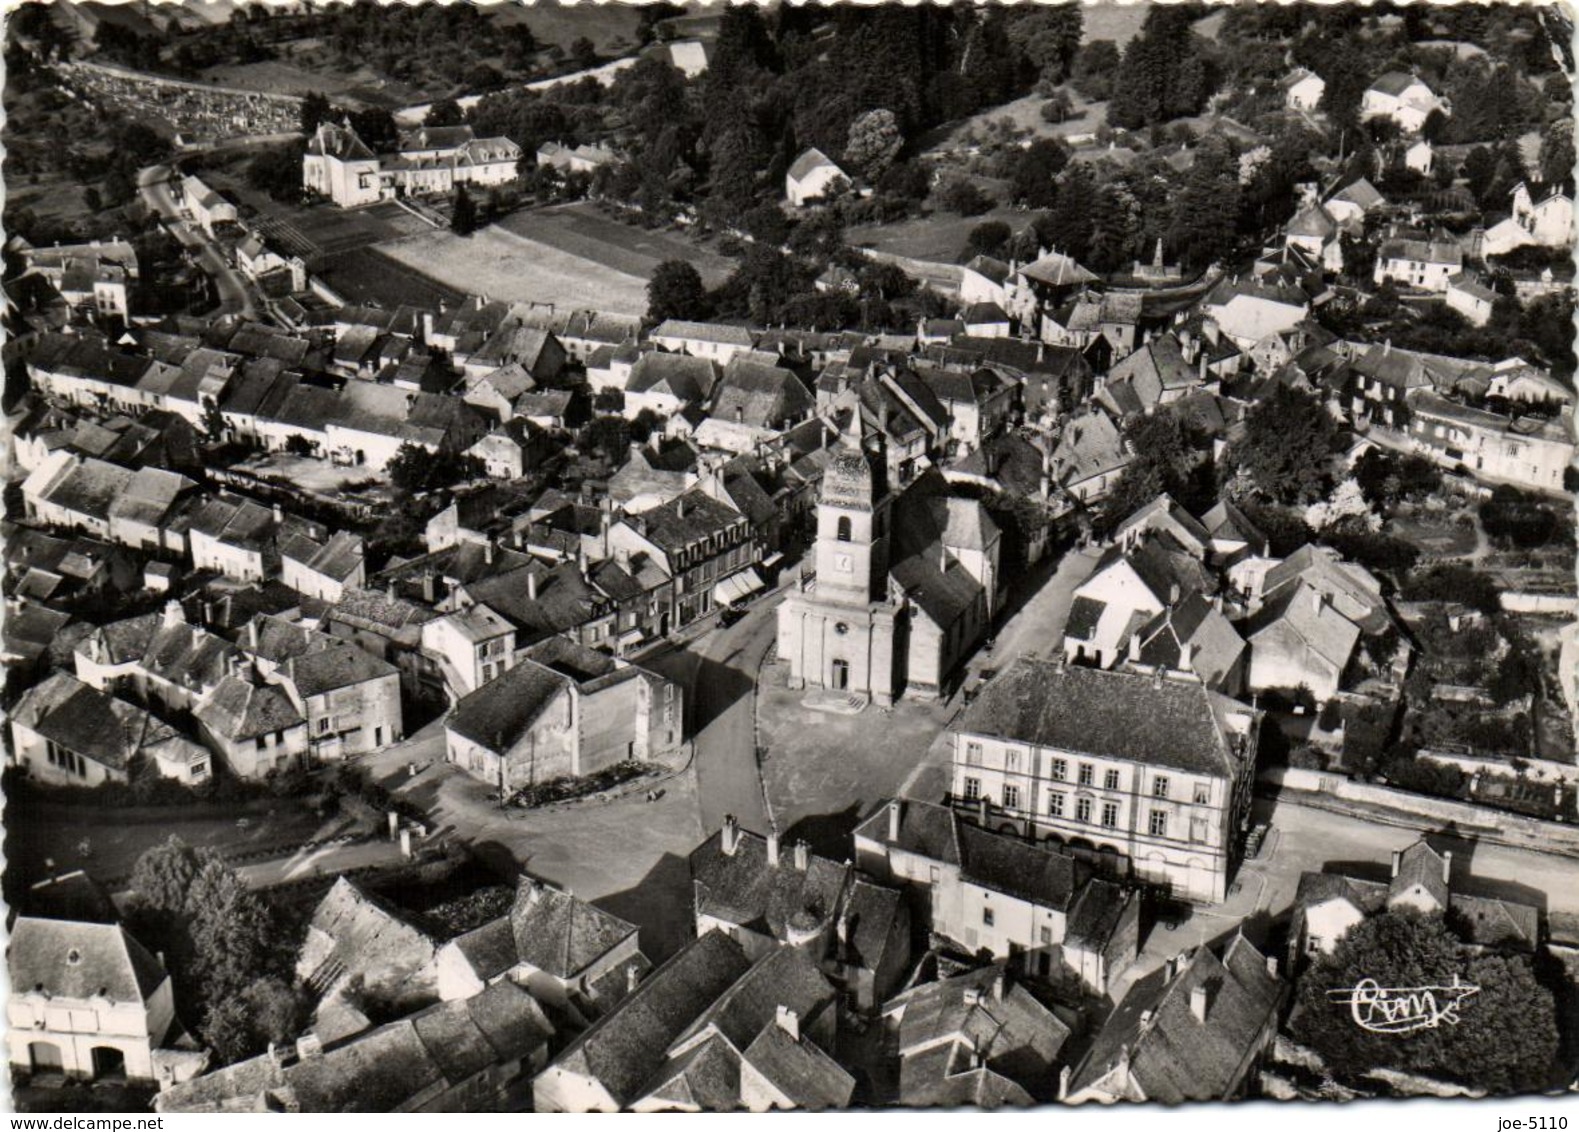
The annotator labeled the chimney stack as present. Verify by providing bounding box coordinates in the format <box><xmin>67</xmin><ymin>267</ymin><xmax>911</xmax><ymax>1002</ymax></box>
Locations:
<box><xmin>991</xmin><ymin>968</ymin><xmax>1005</xmax><ymax>1002</ymax></box>
<box><xmin>1441</xmin><ymin>849</ymin><xmax>1452</xmax><ymax>885</ymax></box>
<box><xmin>1190</xmin><ymin>983</ymin><xmax>1210</xmax><ymax>1023</ymax></box>
<box><xmin>887</xmin><ymin>799</ymin><xmax>902</xmax><ymax>842</ymax></box>
<box><xmin>775</xmin><ymin>1004</ymin><xmax>800</xmax><ymax>1042</ymax></box>
<box><xmin>721</xmin><ymin>814</ymin><xmax>738</xmax><ymax>856</ymax></box>
<box><xmin>1391</xmin><ymin>847</ymin><xmax>1403</xmax><ymax>877</ymax></box>
<box><xmin>627</xmin><ymin>964</ymin><xmax>642</xmax><ymax>994</ymax></box>
<box><xmin>484</xmin><ymin>541</ymin><xmax>495</xmax><ymax>565</ymax></box>
<box><xmin>162</xmin><ymin>599</ymin><xmax>184</xmax><ymax>628</ymax></box>
<box><xmin>1266</xmin><ymin>955</ymin><xmax>1279</xmax><ymax>979</ymax></box>
<box><xmin>527</xmin><ymin>570</ymin><xmax>539</xmax><ymax>601</ymax></box>
<box><xmin>767</xmin><ymin>829</ymin><xmax>781</xmax><ymax>867</ymax></box>
<box><xmin>793</xmin><ymin>840</ymin><xmax>810</xmax><ymax>871</ymax></box>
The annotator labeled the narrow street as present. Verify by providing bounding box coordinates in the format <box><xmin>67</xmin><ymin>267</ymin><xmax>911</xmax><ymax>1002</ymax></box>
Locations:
<box><xmin>138</xmin><ymin>163</ymin><xmax>257</xmax><ymax>320</ymax></box>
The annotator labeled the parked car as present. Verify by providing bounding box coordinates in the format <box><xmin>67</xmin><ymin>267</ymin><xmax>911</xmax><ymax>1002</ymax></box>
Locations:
<box><xmin>962</xmin><ymin>668</ymin><xmax>998</xmax><ymax>704</ymax></box>
<box><xmin>716</xmin><ymin>604</ymin><xmax>747</xmax><ymax>629</ymax></box>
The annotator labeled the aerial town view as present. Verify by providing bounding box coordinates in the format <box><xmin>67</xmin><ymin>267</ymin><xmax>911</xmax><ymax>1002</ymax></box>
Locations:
<box><xmin>2</xmin><ymin>0</ymin><xmax>1578</xmax><ymax>1117</ymax></box>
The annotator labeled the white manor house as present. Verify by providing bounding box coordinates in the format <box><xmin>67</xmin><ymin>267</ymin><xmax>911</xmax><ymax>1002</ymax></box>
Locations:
<box><xmin>303</xmin><ymin>121</ymin><xmax>522</xmax><ymax>209</ymax></box>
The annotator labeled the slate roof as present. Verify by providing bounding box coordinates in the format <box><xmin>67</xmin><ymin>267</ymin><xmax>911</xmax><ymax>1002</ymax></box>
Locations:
<box><xmin>1379</xmin><ymin>237</ymin><xmax>1461</xmax><ymax>267</ymax></box>
<box><xmin>1370</xmin><ymin>70</ymin><xmax>1426</xmax><ymax>97</ymax></box>
<box><xmin>1069</xmin><ymin>935</ymin><xmax>1282</xmax><ymax>1102</ymax></box>
<box><xmin>1200</xmin><ymin>499</ymin><xmax>1267</xmax><ymax>551</ymax></box>
<box><xmin>651</xmin><ymin>320</ymin><xmax>756</xmax><ymax>348</ymax></box>
<box><xmin>547</xmin><ymin>929</ymin><xmax>754</xmax><ymax>1108</ymax></box>
<box><xmin>458</xmin><ymin>560</ymin><xmax>606</xmax><ymax>639</ymax></box>
<box><xmin>1261</xmin><ymin>544</ymin><xmax>1389</xmax><ymax>633</ymax></box>
<box><xmin>886</xmin><ymin>964</ymin><xmax>1069</xmax><ymax>1106</ymax></box>
<box><xmin>1241</xmin><ymin>580</ymin><xmax>1363</xmax><ymax>672</ymax></box>
<box><xmin>1018</xmin><ymin>250</ymin><xmax>1099</xmax><ymax>289</ymax></box>
<box><xmin>307</xmin><ymin>122</ymin><xmax>376</xmax><ymax>161</ymax></box>
<box><xmin>634</xmin><ymin>490</ymin><xmax>745</xmax><ymax>553</ymax></box>
<box><xmin>787</xmin><ymin>147</ymin><xmax>842</xmax><ymax>182</ymax></box>
<box><xmin>740</xmin><ymin>1020</ymin><xmax>855</xmax><ymax>1109</ymax></box>
<box><xmin>297</xmin><ymin>877</ymin><xmax>438</xmax><ymax>997</ymax></box>
<box><xmin>689</xmin><ymin>826</ymin><xmax>850</xmax><ymax>940</ymax></box>
<box><xmin>157</xmin><ymin>980</ymin><xmax>551</xmax><ymax>1113</ymax></box>
<box><xmin>444</xmin><ymin>658</ymin><xmax>570</xmax><ymax>754</ymax></box>
<box><xmin>1133</xmin><ymin>593</ymin><xmax>1246</xmax><ymax>688</ymax></box>
<box><xmin>636</xmin><ymin>1033</ymin><xmax>742</xmax><ymax>1111</ymax></box>
<box><xmin>1112</xmin><ymin>493</ymin><xmax>1211</xmax><ymax>555</ymax></box>
<box><xmin>626</xmin><ymin>352</ymin><xmax>718</xmax><ymax>402</ymax></box>
<box><xmin>710</xmin><ymin>359</ymin><xmax>815</xmax><ymax>429</ymax></box>
<box><xmin>887</xmin><ymin>469</ymin><xmax>996</xmax><ymax>630</ymax></box>
<box><xmin>854</xmin><ymin>799</ymin><xmax>1101</xmax><ymax>913</ymax></box>
<box><xmin>1330</xmin><ymin>178</ymin><xmax>1385</xmax><ymax>211</ymax></box>
<box><xmin>1287</xmin><ymin>202</ymin><xmax>1339</xmax><ymax>240</ymax></box>
<box><xmin>10</xmin><ymin>672</ymin><xmax>190</xmax><ymax>773</ymax></box>
<box><xmin>21</xmin><ymin>870</ymin><xmax>120</xmax><ymax>925</ymax></box>
<box><xmin>956</xmin><ymin>658</ymin><xmax>1256</xmax><ymax>778</ymax></box>
<box><xmin>672</xmin><ymin>945</ymin><xmax>835</xmax><ymax>1054</ymax></box>
<box><xmin>194</xmin><ymin>675</ymin><xmax>303</xmax><ymax>741</ymax></box>
<box><xmin>1292</xmin><ymin>841</ymin><xmax>1539</xmax><ymax>950</ymax></box>
<box><xmin>9</xmin><ymin>917</ymin><xmax>167</xmax><ymax>1004</ymax></box>
<box><xmin>504</xmin><ymin>877</ymin><xmax>639</xmax><ymax>980</ymax></box>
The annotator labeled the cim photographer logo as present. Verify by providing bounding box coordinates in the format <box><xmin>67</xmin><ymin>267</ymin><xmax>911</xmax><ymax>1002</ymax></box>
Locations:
<box><xmin>1327</xmin><ymin>975</ymin><xmax>1480</xmax><ymax>1034</ymax></box>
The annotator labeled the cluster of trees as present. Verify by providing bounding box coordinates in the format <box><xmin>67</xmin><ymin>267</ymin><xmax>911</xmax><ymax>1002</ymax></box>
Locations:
<box><xmin>1106</xmin><ymin>8</ymin><xmax>1217</xmax><ymax>130</ymax></box>
<box><xmin>465</xmin><ymin>6</ymin><xmax>1082</xmax><ymax>230</ymax></box>
<box><xmin>297</xmin><ymin>0</ymin><xmax>534</xmax><ymax>94</ymax></box>
<box><xmin>126</xmin><ymin>838</ymin><xmax>309</xmax><ymax>1066</ymax></box>
<box><xmin>1479</xmin><ymin>485</ymin><xmax>1568</xmax><ymax>550</ymax></box>
<box><xmin>1293</xmin><ymin>910</ymin><xmax>1559</xmax><ymax>1095</ymax></box>
<box><xmin>1096</xmin><ymin>408</ymin><xmax>1218</xmax><ymax>535</ymax></box>
<box><xmin>386</xmin><ymin>442</ymin><xmax>485</xmax><ymax>495</ymax></box>
<box><xmin>646</xmin><ymin>246</ymin><xmax>944</xmax><ymax>336</ymax></box>
<box><xmin>1226</xmin><ymin>387</ymin><xmax>1343</xmax><ymax>506</ymax></box>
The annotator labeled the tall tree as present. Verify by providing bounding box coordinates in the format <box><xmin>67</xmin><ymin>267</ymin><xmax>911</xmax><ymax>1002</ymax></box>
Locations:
<box><xmin>424</xmin><ymin>98</ymin><xmax>465</xmax><ymax>128</ymax></box>
<box><xmin>647</xmin><ymin>259</ymin><xmax>708</xmax><ymax>323</ymax></box>
<box><xmin>1167</xmin><ymin>136</ymin><xmax>1243</xmax><ymax>270</ymax></box>
<box><xmin>1539</xmin><ymin>117</ymin><xmax>1575</xmax><ymax>189</ymax></box>
<box><xmin>451</xmin><ymin>184</ymin><xmax>478</xmax><ymax>235</ymax></box>
<box><xmin>1292</xmin><ymin>910</ymin><xmax>1558</xmax><ymax>1095</ymax></box>
<box><xmin>1108</xmin><ymin>7</ymin><xmax>1213</xmax><ymax>129</ymax></box>
<box><xmin>1006</xmin><ymin>138</ymin><xmax>1069</xmax><ymax>209</ymax></box>
<box><xmin>300</xmin><ymin>91</ymin><xmax>332</xmax><ymax>136</ymax></box>
<box><xmin>1228</xmin><ymin>385</ymin><xmax>1341</xmax><ymax>504</ymax></box>
<box><xmin>844</xmin><ymin>109</ymin><xmax>904</xmax><ymax>180</ymax></box>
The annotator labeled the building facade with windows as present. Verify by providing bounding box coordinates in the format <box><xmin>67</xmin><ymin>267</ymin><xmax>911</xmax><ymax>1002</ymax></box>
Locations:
<box><xmin>948</xmin><ymin>658</ymin><xmax>1261</xmax><ymax>903</ymax></box>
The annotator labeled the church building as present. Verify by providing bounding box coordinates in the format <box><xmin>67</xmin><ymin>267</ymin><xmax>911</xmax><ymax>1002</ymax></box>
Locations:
<box><xmin>777</xmin><ymin>432</ymin><xmax>1001</xmax><ymax>704</ymax></box>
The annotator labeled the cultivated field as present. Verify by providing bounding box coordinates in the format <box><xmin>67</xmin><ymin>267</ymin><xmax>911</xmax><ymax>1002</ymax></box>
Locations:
<box><xmin>200</xmin><ymin>58</ymin><xmax>379</xmax><ymax>102</ymax></box>
<box><xmin>313</xmin><ymin>245</ymin><xmax>467</xmax><ymax>309</ymax></box>
<box><xmin>1084</xmin><ymin>2</ymin><xmax>1152</xmax><ymax>46</ymax></box>
<box><xmin>491</xmin><ymin>0</ymin><xmax>644</xmax><ymax>56</ymax></box>
<box><xmin>923</xmin><ymin>86</ymin><xmax>1109</xmax><ymax>152</ymax></box>
<box><xmin>846</xmin><ymin>205</ymin><xmax>1026</xmax><ymax>265</ymax></box>
<box><xmin>376</xmin><ymin>225</ymin><xmax>653</xmax><ymax>315</ymax></box>
<box><xmin>499</xmin><ymin>203</ymin><xmax>735</xmax><ymax>287</ymax></box>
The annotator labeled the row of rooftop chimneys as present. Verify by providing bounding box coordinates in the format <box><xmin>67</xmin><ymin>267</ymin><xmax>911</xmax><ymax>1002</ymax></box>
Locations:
<box><xmin>720</xmin><ymin>813</ymin><xmax>812</xmax><ymax>871</ymax></box>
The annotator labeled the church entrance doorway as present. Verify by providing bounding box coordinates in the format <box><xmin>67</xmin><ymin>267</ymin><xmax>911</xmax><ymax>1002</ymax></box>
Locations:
<box><xmin>830</xmin><ymin>659</ymin><xmax>849</xmax><ymax>691</ymax></box>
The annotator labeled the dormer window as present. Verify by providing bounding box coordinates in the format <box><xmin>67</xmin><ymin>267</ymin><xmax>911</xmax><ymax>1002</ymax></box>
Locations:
<box><xmin>66</xmin><ymin>949</ymin><xmax>82</xmax><ymax>966</ymax></box>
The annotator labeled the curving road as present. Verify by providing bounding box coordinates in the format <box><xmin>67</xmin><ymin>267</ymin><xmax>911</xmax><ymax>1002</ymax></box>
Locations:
<box><xmin>138</xmin><ymin>163</ymin><xmax>257</xmax><ymax>320</ymax></box>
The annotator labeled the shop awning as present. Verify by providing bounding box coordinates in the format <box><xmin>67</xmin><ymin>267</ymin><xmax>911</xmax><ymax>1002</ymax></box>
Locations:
<box><xmin>713</xmin><ymin>568</ymin><xmax>766</xmax><ymax>607</ymax></box>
